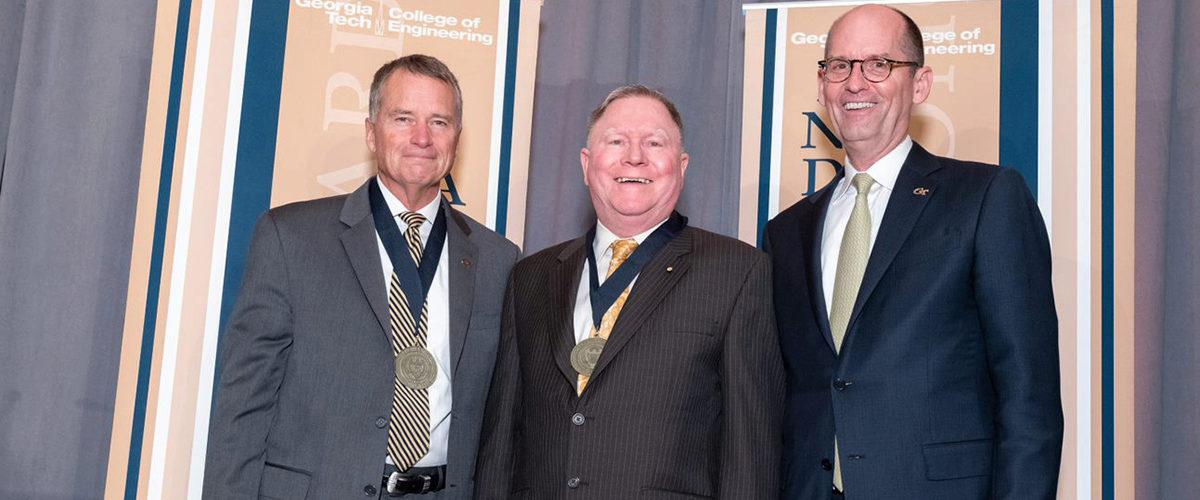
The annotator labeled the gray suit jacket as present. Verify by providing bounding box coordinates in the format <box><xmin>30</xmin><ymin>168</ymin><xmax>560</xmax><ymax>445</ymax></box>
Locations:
<box><xmin>203</xmin><ymin>180</ymin><xmax>518</xmax><ymax>499</ymax></box>
<box><xmin>476</xmin><ymin>224</ymin><xmax>785</xmax><ymax>499</ymax></box>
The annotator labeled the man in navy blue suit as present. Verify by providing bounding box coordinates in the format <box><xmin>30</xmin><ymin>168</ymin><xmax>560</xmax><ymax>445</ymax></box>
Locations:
<box><xmin>765</xmin><ymin>4</ymin><xmax>1062</xmax><ymax>499</ymax></box>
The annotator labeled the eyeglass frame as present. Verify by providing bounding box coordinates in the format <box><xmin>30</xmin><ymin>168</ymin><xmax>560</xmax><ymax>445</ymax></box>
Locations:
<box><xmin>817</xmin><ymin>57</ymin><xmax>920</xmax><ymax>83</ymax></box>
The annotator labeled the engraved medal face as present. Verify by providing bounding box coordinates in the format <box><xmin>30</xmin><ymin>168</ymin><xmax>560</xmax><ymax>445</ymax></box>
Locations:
<box><xmin>395</xmin><ymin>347</ymin><xmax>437</xmax><ymax>389</ymax></box>
<box><xmin>570</xmin><ymin>337</ymin><xmax>607</xmax><ymax>376</ymax></box>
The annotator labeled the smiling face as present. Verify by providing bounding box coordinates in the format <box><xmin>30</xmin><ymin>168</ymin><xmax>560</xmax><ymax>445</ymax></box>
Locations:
<box><xmin>819</xmin><ymin>5</ymin><xmax>932</xmax><ymax>168</ymax></box>
<box><xmin>365</xmin><ymin>70</ymin><xmax>460</xmax><ymax>209</ymax></box>
<box><xmin>580</xmin><ymin>95</ymin><xmax>689</xmax><ymax>237</ymax></box>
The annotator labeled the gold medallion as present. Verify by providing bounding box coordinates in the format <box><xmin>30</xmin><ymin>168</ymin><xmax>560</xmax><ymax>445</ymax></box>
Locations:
<box><xmin>395</xmin><ymin>347</ymin><xmax>437</xmax><ymax>389</ymax></box>
<box><xmin>570</xmin><ymin>337</ymin><xmax>607</xmax><ymax>376</ymax></box>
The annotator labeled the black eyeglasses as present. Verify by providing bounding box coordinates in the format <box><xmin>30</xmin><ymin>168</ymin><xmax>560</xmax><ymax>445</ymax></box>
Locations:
<box><xmin>818</xmin><ymin>58</ymin><xmax>919</xmax><ymax>83</ymax></box>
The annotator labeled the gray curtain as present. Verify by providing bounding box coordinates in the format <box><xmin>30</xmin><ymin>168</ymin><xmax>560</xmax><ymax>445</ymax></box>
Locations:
<box><xmin>0</xmin><ymin>1</ymin><xmax>155</xmax><ymax>498</ymax></box>
<box><xmin>522</xmin><ymin>0</ymin><xmax>754</xmax><ymax>253</ymax></box>
<box><xmin>0</xmin><ymin>0</ymin><xmax>26</xmax><ymax>187</ymax></box>
<box><xmin>1138</xmin><ymin>1</ymin><xmax>1200</xmax><ymax>498</ymax></box>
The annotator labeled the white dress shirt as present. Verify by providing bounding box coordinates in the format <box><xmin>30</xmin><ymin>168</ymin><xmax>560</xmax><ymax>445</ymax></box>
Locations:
<box><xmin>375</xmin><ymin>180</ymin><xmax>451</xmax><ymax>467</ymax></box>
<box><xmin>572</xmin><ymin>218</ymin><xmax>667</xmax><ymax>344</ymax></box>
<box><xmin>820</xmin><ymin>137</ymin><xmax>912</xmax><ymax>313</ymax></box>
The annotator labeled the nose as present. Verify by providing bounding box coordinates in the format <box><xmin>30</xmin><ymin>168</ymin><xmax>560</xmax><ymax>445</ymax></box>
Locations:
<box><xmin>410</xmin><ymin>122</ymin><xmax>432</xmax><ymax>147</ymax></box>
<box><xmin>624</xmin><ymin>141</ymin><xmax>646</xmax><ymax>166</ymax></box>
<box><xmin>844</xmin><ymin>63</ymin><xmax>869</xmax><ymax>91</ymax></box>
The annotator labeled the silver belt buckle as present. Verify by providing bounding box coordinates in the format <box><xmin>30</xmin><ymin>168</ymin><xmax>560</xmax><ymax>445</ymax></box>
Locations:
<box><xmin>419</xmin><ymin>474</ymin><xmax>432</xmax><ymax>493</ymax></box>
<box><xmin>386</xmin><ymin>471</ymin><xmax>402</xmax><ymax>495</ymax></box>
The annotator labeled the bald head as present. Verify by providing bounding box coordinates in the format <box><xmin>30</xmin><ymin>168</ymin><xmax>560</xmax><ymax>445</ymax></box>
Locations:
<box><xmin>817</xmin><ymin>3</ymin><xmax>933</xmax><ymax>169</ymax></box>
<box><xmin>825</xmin><ymin>4</ymin><xmax>924</xmax><ymax>67</ymax></box>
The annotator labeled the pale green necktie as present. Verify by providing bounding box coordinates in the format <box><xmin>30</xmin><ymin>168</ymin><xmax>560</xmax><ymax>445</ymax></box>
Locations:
<box><xmin>829</xmin><ymin>173</ymin><xmax>874</xmax><ymax>492</ymax></box>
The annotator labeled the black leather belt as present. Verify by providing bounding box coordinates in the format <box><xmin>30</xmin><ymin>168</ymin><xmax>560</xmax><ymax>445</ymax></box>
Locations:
<box><xmin>381</xmin><ymin>464</ymin><xmax>446</xmax><ymax>496</ymax></box>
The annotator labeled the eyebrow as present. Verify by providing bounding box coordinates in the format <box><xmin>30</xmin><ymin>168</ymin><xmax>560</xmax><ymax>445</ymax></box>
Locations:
<box><xmin>826</xmin><ymin>53</ymin><xmax>893</xmax><ymax>60</ymax></box>
<box><xmin>385</xmin><ymin>109</ymin><xmax>456</xmax><ymax>123</ymax></box>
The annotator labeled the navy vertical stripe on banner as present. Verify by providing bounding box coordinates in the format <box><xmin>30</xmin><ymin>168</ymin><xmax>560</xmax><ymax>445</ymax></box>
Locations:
<box><xmin>213</xmin><ymin>1</ymin><xmax>292</xmax><ymax>403</ymax></box>
<box><xmin>494</xmin><ymin>0</ymin><xmax>521</xmax><ymax>236</ymax></box>
<box><xmin>756</xmin><ymin>9</ymin><xmax>777</xmax><ymax>247</ymax></box>
<box><xmin>126</xmin><ymin>1</ymin><xmax>192</xmax><ymax>498</ymax></box>
<box><xmin>1100</xmin><ymin>0</ymin><xmax>1115</xmax><ymax>498</ymax></box>
<box><xmin>999</xmin><ymin>0</ymin><xmax>1038</xmax><ymax>195</ymax></box>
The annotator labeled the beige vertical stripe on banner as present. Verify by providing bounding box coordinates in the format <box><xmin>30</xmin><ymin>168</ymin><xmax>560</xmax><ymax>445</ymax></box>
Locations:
<box><xmin>1089</xmin><ymin>1</ymin><xmax>1105</xmax><ymax>495</ymax></box>
<box><xmin>1112</xmin><ymin>0</ymin><xmax>1138</xmax><ymax>498</ymax></box>
<box><xmin>738</xmin><ymin>10</ymin><xmax>765</xmax><ymax>245</ymax></box>
<box><xmin>106</xmin><ymin>0</ymin><xmax>182</xmax><ymax>496</ymax></box>
<box><xmin>1050</xmin><ymin>1</ymin><xmax>1080</xmax><ymax>498</ymax></box>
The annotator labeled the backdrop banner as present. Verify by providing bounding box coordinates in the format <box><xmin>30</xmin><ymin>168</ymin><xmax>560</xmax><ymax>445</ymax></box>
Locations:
<box><xmin>738</xmin><ymin>1</ymin><xmax>1087</xmax><ymax>498</ymax></box>
<box><xmin>105</xmin><ymin>1</ymin><xmax>541</xmax><ymax>498</ymax></box>
<box><xmin>739</xmin><ymin>0</ymin><xmax>1021</xmax><ymax>245</ymax></box>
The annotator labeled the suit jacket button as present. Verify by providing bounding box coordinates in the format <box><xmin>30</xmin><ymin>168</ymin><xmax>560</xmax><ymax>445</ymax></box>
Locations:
<box><xmin>375</xmin><ymin>417</ymin><xmax>387</xmax><ymax>428</ymax></box>
<box><xmin>567</xmin><ymin>477</ymin><xmax>581</xmax><ymax>488</ymax></box>
<box><xmin>820</xmin><ymin>459</ymin><xmax>832</xmax><ymax>471</ymax></box>
<box><xmin>832</xmin><ymin>379</ymin><xmax>851</xmax><ymax>391</ymax></box>
<box><xmin>572</xmin><ymin>413</ymin><xmax>585</xmax><ymax>426</ymax></box>
<box><xmin>364</xmin><ymin>484</ymin><xmax>377</xmax><ymax>496</ymax></box>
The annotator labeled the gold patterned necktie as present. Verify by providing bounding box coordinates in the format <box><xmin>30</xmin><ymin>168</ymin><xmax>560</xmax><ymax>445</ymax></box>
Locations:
<box><xmin>829</xmin><ymin>173</ymin><xmax>874</xmax><ymax>492</ymax></box>
<box><xmin>577</xmin><ymin>238</ymin><xmax>638</xmax><ymax>394</ymax></box>
<box><xmin>386</xmin><ymin>211</ymin><xmax>429</xmax><ymax>471</ymax></box>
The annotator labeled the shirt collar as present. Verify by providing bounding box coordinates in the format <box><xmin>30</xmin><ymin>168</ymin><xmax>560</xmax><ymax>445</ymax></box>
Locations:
<box><xmin>834</xmin><ymin>136</ymin><xmax>912</xmax><ymax>200</ymax></box>
<box><xmin>377</xmin><ymin>176</ymin><xmax>440</xmax><ymax>231</ymax></box>
<box><xmin>593</xmin><ymin>217</ymin><xmax>667</xmax><ymax>258</ymax></box>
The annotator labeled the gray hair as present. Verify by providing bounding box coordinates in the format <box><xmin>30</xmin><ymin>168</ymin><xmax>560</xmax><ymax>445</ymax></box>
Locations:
<box><xmin>368</xmin><ymin>54</ymin><xmax>463</xmax><ymax>123</ymax></box>
<box><xmin>586</xmin><ymin>85</ymin><xmax>685</xmax><ymax>146</ymax></box>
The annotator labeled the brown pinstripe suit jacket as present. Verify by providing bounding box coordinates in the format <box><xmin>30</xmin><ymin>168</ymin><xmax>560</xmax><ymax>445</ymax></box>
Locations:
<box><xmin>475</xmin><ymin>224</ymin><xmax>784</xmax><ymax>499</ymax></box>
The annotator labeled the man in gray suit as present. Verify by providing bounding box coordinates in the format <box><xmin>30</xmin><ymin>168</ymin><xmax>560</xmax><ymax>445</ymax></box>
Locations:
<box><xmin>475</xmin><ymin>86</ymin><xmax>784</xmax><ymax>499</ymax></box>
<box><xmin>203</xmin><ymin>54</ymin><xmax>518</xmax><ymax>499</ymax></box>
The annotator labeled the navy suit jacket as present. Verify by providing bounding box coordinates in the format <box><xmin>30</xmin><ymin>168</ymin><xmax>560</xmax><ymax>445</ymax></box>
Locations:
<box><xmin>765</xmin><ymin>143</ymin><xmax>1062</xmax><ymax>499</ymax></box>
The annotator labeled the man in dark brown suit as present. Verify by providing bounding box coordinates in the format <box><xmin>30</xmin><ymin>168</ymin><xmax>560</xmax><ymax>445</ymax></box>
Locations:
<box><xmin>475</xmin><ymin>85</ymin><xmax>784</xmax><ymax>499</ymax></box>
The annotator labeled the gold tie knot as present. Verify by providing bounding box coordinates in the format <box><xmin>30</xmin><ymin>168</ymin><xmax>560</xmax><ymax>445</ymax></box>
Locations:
<box><xmin>400</xmin><ymin>211</ymin><xmax>427</xmax><ymax>229</ymax></box>
<box><xmin>607</xmin><ymin>239</ymin><xmax>639</xmax><ymax>277</ymax></box>
<box><xmin>851</xmin><ymin>173</ymin><xmax>875</xmax><ymax>198</ymax></box>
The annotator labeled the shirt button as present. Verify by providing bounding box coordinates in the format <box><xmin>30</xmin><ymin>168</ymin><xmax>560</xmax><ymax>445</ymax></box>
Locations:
<box><xmin>567</xmin><ymin>477</ymin><xmax>581</xmax><ymax>488</ymax></box>
<box><xmin>571</xmin><ymin>413</ymin><xmax>585</xmax><ymax>426</ymax></box>
<box><xmin>375</xmin><ymin>417</ymin><xmax>387</xmax><ymax>428</ymax></box>
<box><xmin>363</xmin><ymin>484</ymin><xmax>377</xmax><ymax>496</ymax></box>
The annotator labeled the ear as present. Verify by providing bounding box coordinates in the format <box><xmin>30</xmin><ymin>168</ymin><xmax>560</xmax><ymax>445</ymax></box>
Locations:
<box><xmin>678</xmin><ymin>152</ymin><xmax>690</xmax><ymax>178</ymax></box>
<box><xmin>580</xmin><ymin>147</ymin><xmax>591</xmax><ymax>186</ymax></box>
<box><xmin>365</xmin><ymin>118</ymin><xmax>377</xmax><ymax>153</ymax></box>
<box><xmin>911</xmin><ymin>66</ymin><xmax>933</xmax><ymax>105</ymax></box>
<box><xmin>816</xmin><ymin>71</ymin><xmax>826</xmax><ymax>107</ymax></box>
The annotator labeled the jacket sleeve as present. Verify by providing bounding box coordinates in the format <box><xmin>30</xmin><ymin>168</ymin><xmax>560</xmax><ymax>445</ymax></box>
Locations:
<box><xmin>474</xmin><ymin>275</ymin><xmax>521</xmax><ymax>499</ymax></box>
<box><xmin>202</xmin><ymin>212</ymin><xmax>295</xmax><ymax>500</ymax></box>
<box><xmin>973</xmin><ymin>168</ymin><xmax>1064</xmax><ymax>499</ymax></box>
<box><xmin>718</xmin><ymin>252</ymin><xmax>786</xmax><ymax>499</ymax></box>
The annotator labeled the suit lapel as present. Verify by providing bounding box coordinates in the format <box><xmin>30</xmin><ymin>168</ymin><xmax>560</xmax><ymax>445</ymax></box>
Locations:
<box><xmin>445</xmin><ymin>201</ymin><xmax>477</xmax><ymax>375</ymax></box>
<box><xmin>550</xmin><ymin>238</ymin><xmax>587</xmax><ymax>386</ymax></box>
<box><xmin>339</xmin><ymin>182</ymin><xmax>389</xmax><ymax>337</ymax></box>
<box><xmin>845</xmin><ymin>144</ymin><xmax>940</xmax><ymax>339</ymax></box>
<box><xmin>585</xmin><ymin>228</ymin><xmax>694</xmax><ymax>388</ymax></box>
<box><xmin>804</xmin><ymin>184</ymin><xmax>839</xmax><ymax>353</ymax></box>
